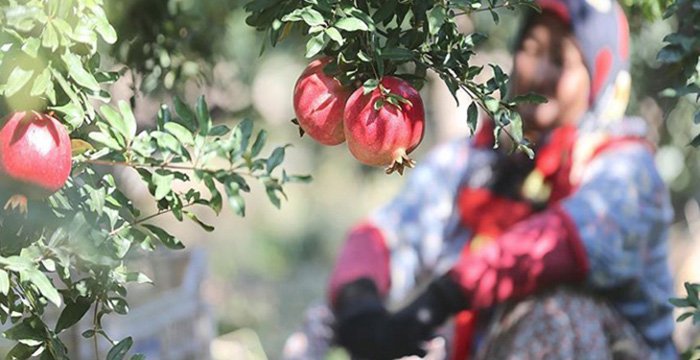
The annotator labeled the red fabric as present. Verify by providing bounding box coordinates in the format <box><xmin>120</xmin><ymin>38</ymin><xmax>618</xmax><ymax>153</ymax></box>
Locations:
<box><xmin>535</xmin><ymin>125</ymin><xmax>577</xmax><ymax>204</ymax></box>
<box><xmin>473</xmin><ymin>118</ymin><xmax>495</xmax><ymax>149</ymax></box>
<box><xmin>591</xmin><ymin>48</ymin><xmax>613</xmax><ymax>102</ymax></box>
<box><xmin>617</xmin><ymin>7</ymin><xmax>629</xmax><ymax>60</ymax></box>
<box><xmin>458</xmin><ymin>188</ymin><xmax>534</xmax><ymax>240</ymax></box>
<box><xmin>537</xmin><ymin>0</ymin><xmax>572</xmax><ymax>23</ymax></box>
<box><xmin>448</xmin><ymin>209</ymin><xmax>588</xmax><ymax>311</ymax></box>
<box><xmin>327</xmin><ymin>222</ymin><xmax>391</xmax><ymax>307</ymax></box>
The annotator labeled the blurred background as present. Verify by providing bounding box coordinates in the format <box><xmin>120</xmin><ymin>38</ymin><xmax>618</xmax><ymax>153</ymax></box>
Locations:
<box><xmin>56</xmin><ymin>0</ymin><xmax>700</xmax><ymax>358</ymax></box>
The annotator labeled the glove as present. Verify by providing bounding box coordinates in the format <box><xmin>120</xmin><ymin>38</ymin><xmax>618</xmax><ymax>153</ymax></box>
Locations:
<box><xmin>334</xmin><ymin>276</ymin><xmax>466</xmax><ymax>360</ymax></box>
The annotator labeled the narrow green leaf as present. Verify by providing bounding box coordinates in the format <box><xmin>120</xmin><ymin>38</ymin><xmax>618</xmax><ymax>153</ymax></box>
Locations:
<box><xmin>21</xmin><ymin>38</ymin><xmax>40</xmax><ymax>58</ymax></box>
<box><xmin>42</xmin><ymin>23</ymin><xmax>59</xmax><ymax>51</ymax></box>
<box><xmin>184</xmin><ymin>211</ymin><xmax>215</xmax><ymax>232</ymax></box>
<box><xmin>143</xmin><ymin>225</ymin><xmax>184</xmax><ymax>250</ymax></box>
<box><xmin>118</xmin><ymin>100</ymin><xmax>137</xmax><ymax>141</ymax></box>
<box><xmin>250</xmin><ymin>129</ymin><xmax>268</xmax><ymax>158</ymax></box>
<box><xmin>467</xmin><ymin>102</ymin><xmax>478</xmax><ymax>134</ymax></box>
<box><xmin>209</xmin><ymin>124</ymin><xmax>231</xmax><ymax>137</ymax></box>
<box><xmin>61</xmin><ymin>52</ymin><xmax>100</xmax><ymax>91</ymax></box>
<box><xmin>669</xmin><ymin>297</ymin><xmax>691</xmax><ymax>307</ymax></box>
<box><xmin>106</xmin><ymin>337</ymin><xmax>133</xmax><ymax>360</ymax></box>
<box><xmin>173</xmin><ymin>97</ymin><xmax>196</xmax><ymax>131</ymax></box>
<box><xmin>0</xmin><ymin>269</ymin><xmax>8</xmax><ymax>295</ymax></box>
<box><xmin>266</xmin><ymin>146</ymin><xmax>287</xmax><ymax>173</ymax></box>
<box><xmin>3</xmin><ymin>67</ymin><xmax>34</xmax><ymax>96</ymax></box>
<box><xmin>130</xmin><ymin>355</ymin><xmax>146</xmax><ymax>360</ymax></box>
<box><xmin>55</xmin><ymin>298</ymin><xmax>91</xmax><ymax>333</ymax></box>
<box><xmin>195</xmin><ymin>96</ymin><xmax>211</xmax><ymax>134</ymax></box>
<box><xmin>93</xmin><ymin>9</ymin><xmax>117</xmax><ymax>44</ymax></box>
<box><xmin>511</xmin><ymin>92</ymin><xmax>548</xmax><ymax>105</ymax></box>
<box><xmin>676</xmin><ymin>312</ymin><xmax>694</xmax><ymax>322</ymax></box>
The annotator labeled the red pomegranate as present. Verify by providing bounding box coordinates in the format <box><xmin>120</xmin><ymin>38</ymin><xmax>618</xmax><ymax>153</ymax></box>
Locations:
<box><xmin>293</xmin><ymin>57</ymin><xmax>350</xmax><ymax>145</ymax></box>
<box><xmin>343</xmin><ymin>76</ymin><xmax>425</xmax><ymax>175</ymax></box>
<box><xmin>0</xmin><ymin>112</ymin><xmax>72</xmax><ymax>212</ymax></box>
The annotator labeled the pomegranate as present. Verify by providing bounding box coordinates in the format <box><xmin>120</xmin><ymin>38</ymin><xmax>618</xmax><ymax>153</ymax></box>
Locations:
<box><xmin>0</xmin><ymin>112</ymin><xmax>72</xmax><ymax>212</ymax></box>
<box><xmin>343</xmin><ymin>76</ymin><xmax>425</xmax><ymax>175</ymax></box>
<box><xmin>293</xmin><ymin>57</ymin><xmax>350</xmax><ymax>145</ymax></box>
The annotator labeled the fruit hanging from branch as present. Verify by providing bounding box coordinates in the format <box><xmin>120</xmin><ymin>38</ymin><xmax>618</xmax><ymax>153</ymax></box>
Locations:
<box><xmin>293</xmin><ymin>57</ymin><xmax>351</xmax><ymax>145</ymax></box>
<box><xmin>344</xmin><ymin>76</ymin><xmax>425</xmax><ymax>175</ymax></box>
<box><xmin>0</xmin><ymin>112</ymin><xmax>72</xmax><ymax>213</ymax></box>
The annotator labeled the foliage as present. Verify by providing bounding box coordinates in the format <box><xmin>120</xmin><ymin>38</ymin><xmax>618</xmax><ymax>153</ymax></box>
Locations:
<box><xmin>654</xmin><ymin>0</ymin><xmax>700</xmax><ymax>146</ymax></box>
<box><xmin>106</xmin><ymin>0</ymin><xmax>238</xmax><ymax>93</ymax></box>
<box><xmin>670</xmin><ymin>282</ymin><xmax>700</xmax><ymax>360</ymax></box>
<box><xmin>0</xmin><ymin>0</ymin><xmax>307</xmax><ymax>358</ymax></box>
<box><xmin>245</xmin><ymin>0</ymin><xmax>546</xmax><ymax>157</ymax></box>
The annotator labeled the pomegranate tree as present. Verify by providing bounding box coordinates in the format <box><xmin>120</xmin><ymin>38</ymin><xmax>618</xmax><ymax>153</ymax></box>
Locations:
<box><xmin>293</xmin><ymin>57</ymin><xmax>350</xmax><ymax>145</ymax></box>
<box><xmin>0</xmin><ymin>112</ymin><xmax>72</xmax><ymax>212</ymax></box>
<box><xmin>343</xmin><ymin>76</ymin><xmax>425</xmax><ymax>175</ymax></box>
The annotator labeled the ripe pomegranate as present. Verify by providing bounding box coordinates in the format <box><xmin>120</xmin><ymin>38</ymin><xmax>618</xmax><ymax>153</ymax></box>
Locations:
<box><xmin>343</xmin><ymin>76</ymin><xmax>425</xmax><ymax>175</ymax></box>
<box><xmin>293</xmin><ymin>57</ymin><xmax>350</xmax><ymax>145</ymax></box>
<box><xmin>0</xmin><ymin>112</ymin><xmax>72</xmax><ymax>212</ymax></box>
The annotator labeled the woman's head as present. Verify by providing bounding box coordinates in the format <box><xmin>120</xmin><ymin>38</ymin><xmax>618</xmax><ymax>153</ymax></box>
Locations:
<box><xmin>510</xmin><ymin>0</ymin><xmax>632</xmax><ymax>141</ymax></box>
<box><xmin>513</xmin><ymin>11</ymin><xmax>590</xmax><ymax>139</ymax></box>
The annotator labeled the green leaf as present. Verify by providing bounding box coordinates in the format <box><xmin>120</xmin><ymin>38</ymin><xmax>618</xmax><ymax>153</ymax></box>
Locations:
<box><xmin>184</xmin><ymin>211</ymin><xmax>215</xmax><ymax>232</ymax></box>
<box><xmin>266</xmin><ymin>146</ymin><xmax>287</xmax><ymax>173</ymax></box>
<box><xmin>325</xmin><ymin>28</ymin><xmax>344</xmax><ymax>45</ymax></box>
<box><xmin>106</xmin><ymin>337</ymin><xmax>133</xmax><ymax>360</ymax></box>
<box><xmin>130</xmin><ymin>355</ymin><xmax>146</xmax><ymax>360</ymax></box>
<box><xmin>335</xmin><ymin>17</ymin><xmax>369</xmax><ymax>31</ymax></box>
<box><xmin>670</xmin><ymin>297</ymin><xmax>691</xmax><ymax>307</ymax></box>
<box><xmin>143</xmin><ymin>225</ymin><xmax>184</xmax><ymax>250</ymax></box>
<box><xmin>55</xmin><ymin>298</ymin><xmax>91</xmax><ymax>333</ymax></box>
<box><xmin>30</xmin><ymin>68</ymin><xmax>51</xmax><ymax>97</ymax></box>
<box><xmin>3</xmin><ymin>67</ymin><xmax>34</xmax><ymax>96</ymax></box>
<box><xmin>363</xmin><ymin>79</ymin><xmax>379</xmax><ymax>94</ymax></box>
<box><xmin>21</xmin><ymin>38</ymin><xmax>40</xmax><ymax>58</ymax></box>
<box><xmin>250</xmin><ymin>129</ymin><xmax>268</xmax><ymax>157</ymax></box>
<box><xmin>0</xmin><ymin>269</ymin><xmax>9</xmax><ymax>295</ymax></box>
<box><xmin>174</xmin><ymin>97</ymin><xmax>196</xmax><ymax>131</ymax></box>
<box><xmin>100</xmin><ymin>105</ymin><xmax>128</xmax><ymax>140</ymax></box>
<box><xmin>225</xmin><ymin>183</ymin><xmax>246</xmax><ymax>217</ymax></box>
<box><xmin>164</xmin><ymin>122</ymin><xmax>195</xmax><ymax>145</ymax></box>
<box><xmin>94</xmin><ymin>9</ymin><xmax>117</xmax><ymax>44</ymax></box>
<box><xmin>511</xmin><ymin>92</ymin><xmax>548</xmax><ymax>105</ymax></box>
<box><xmin>118</xmin><ymin>101</ymin><xmax>138</xmax><ymax>141</ymax></box>
<box><xmin>196</xmin><ymin>96</ymin><xmax>211</xmax><ymax>134</ymax></box>
<box><xmin>42</xmin><ymin>23</ymin><xmax>59</xmax><ymax>51</ymax></box>
<box><xmin>23</xmin><ymin>269</ymin><xmax>61</xmax><ymax>306</ymax></box>
<box><xmin>380</xmin><ymin>47</ymin><xmax>413</xmax><ymax>61</ymax></box>
<box><xmin>484</xmin><ymin>97</ymin><xmax>500</xmax><ymax>113</ymax></box>
<box><xmin>690</xmin><ymin>133</ymin><xmax>700</xmax><ymax>147</ymax></box>
<box><xmin>152</xmin><ymin>171</ymin><xmax>174</xmax><ymax>200</ymax></box>
<box><xmin>5</xmin><ymin>342</ymin><xmax>38</xmax><ymax>360</ymax></box>
<box><xmin>467</xmin><ymin>102</ymin><xmax>478</xmax><ymax>134</ymax></box>
<box><xmin>209</xmin><ymin>125</ymin><xmax>231</xmax><ymax>137</ymax></box>
<box><xmin>306</xmin><ymin>33</ymin><xmax>325</xmax><ymax>58</ymax></box>
<box><xmin>61</xmin><ymin>52</ymin><xmax>100</xmax><ymax>91</ymax></box>
<box><xmin>676</xmin><ymin>312</ymin><xmax>694</xmax><ymax>322</ymax></box>
<box><xmin>301</xmin><ymin>8</ymin><xmax>325</xmax><ymax>26</ymax></box>
<box><xmin>89</xmin><ymin>132</ymin><xmax>121</xmax><ymax>150</ymax></box>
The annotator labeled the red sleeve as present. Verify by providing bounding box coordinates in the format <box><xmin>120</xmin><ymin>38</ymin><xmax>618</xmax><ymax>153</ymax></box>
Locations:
<box><xmin>327</xmin><ymin>222</ymin><xmax>391</xmax><ymax>308</ymax></box>
<box><xmin>447</xmin><ymin>206</ymin><xmax>589</xmax><ymax>309</ymax></box>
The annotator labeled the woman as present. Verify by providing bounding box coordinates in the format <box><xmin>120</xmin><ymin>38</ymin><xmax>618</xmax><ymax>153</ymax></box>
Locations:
<box><xmin>286</xmin><ymin>0</ymin><xmax>677</xmax><ymax>358</ymax></box>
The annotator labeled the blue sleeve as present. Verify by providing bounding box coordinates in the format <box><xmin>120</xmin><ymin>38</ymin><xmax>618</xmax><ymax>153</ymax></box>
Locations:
<box><xmin>561</xmin><ymin>143</ymin><xmax>676</xmax><ymax>348</ymax></box>
<box><xmin>369</xmin><ymin>139</ymin><xmax>480</xmax><ymax>300</ymax></box>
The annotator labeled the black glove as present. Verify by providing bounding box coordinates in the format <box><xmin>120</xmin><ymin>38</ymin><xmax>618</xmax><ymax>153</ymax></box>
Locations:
<box><xmin>333</xmin><ymin>275</ymin><xmax>467</xmax><ymax>360</ymax></box>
